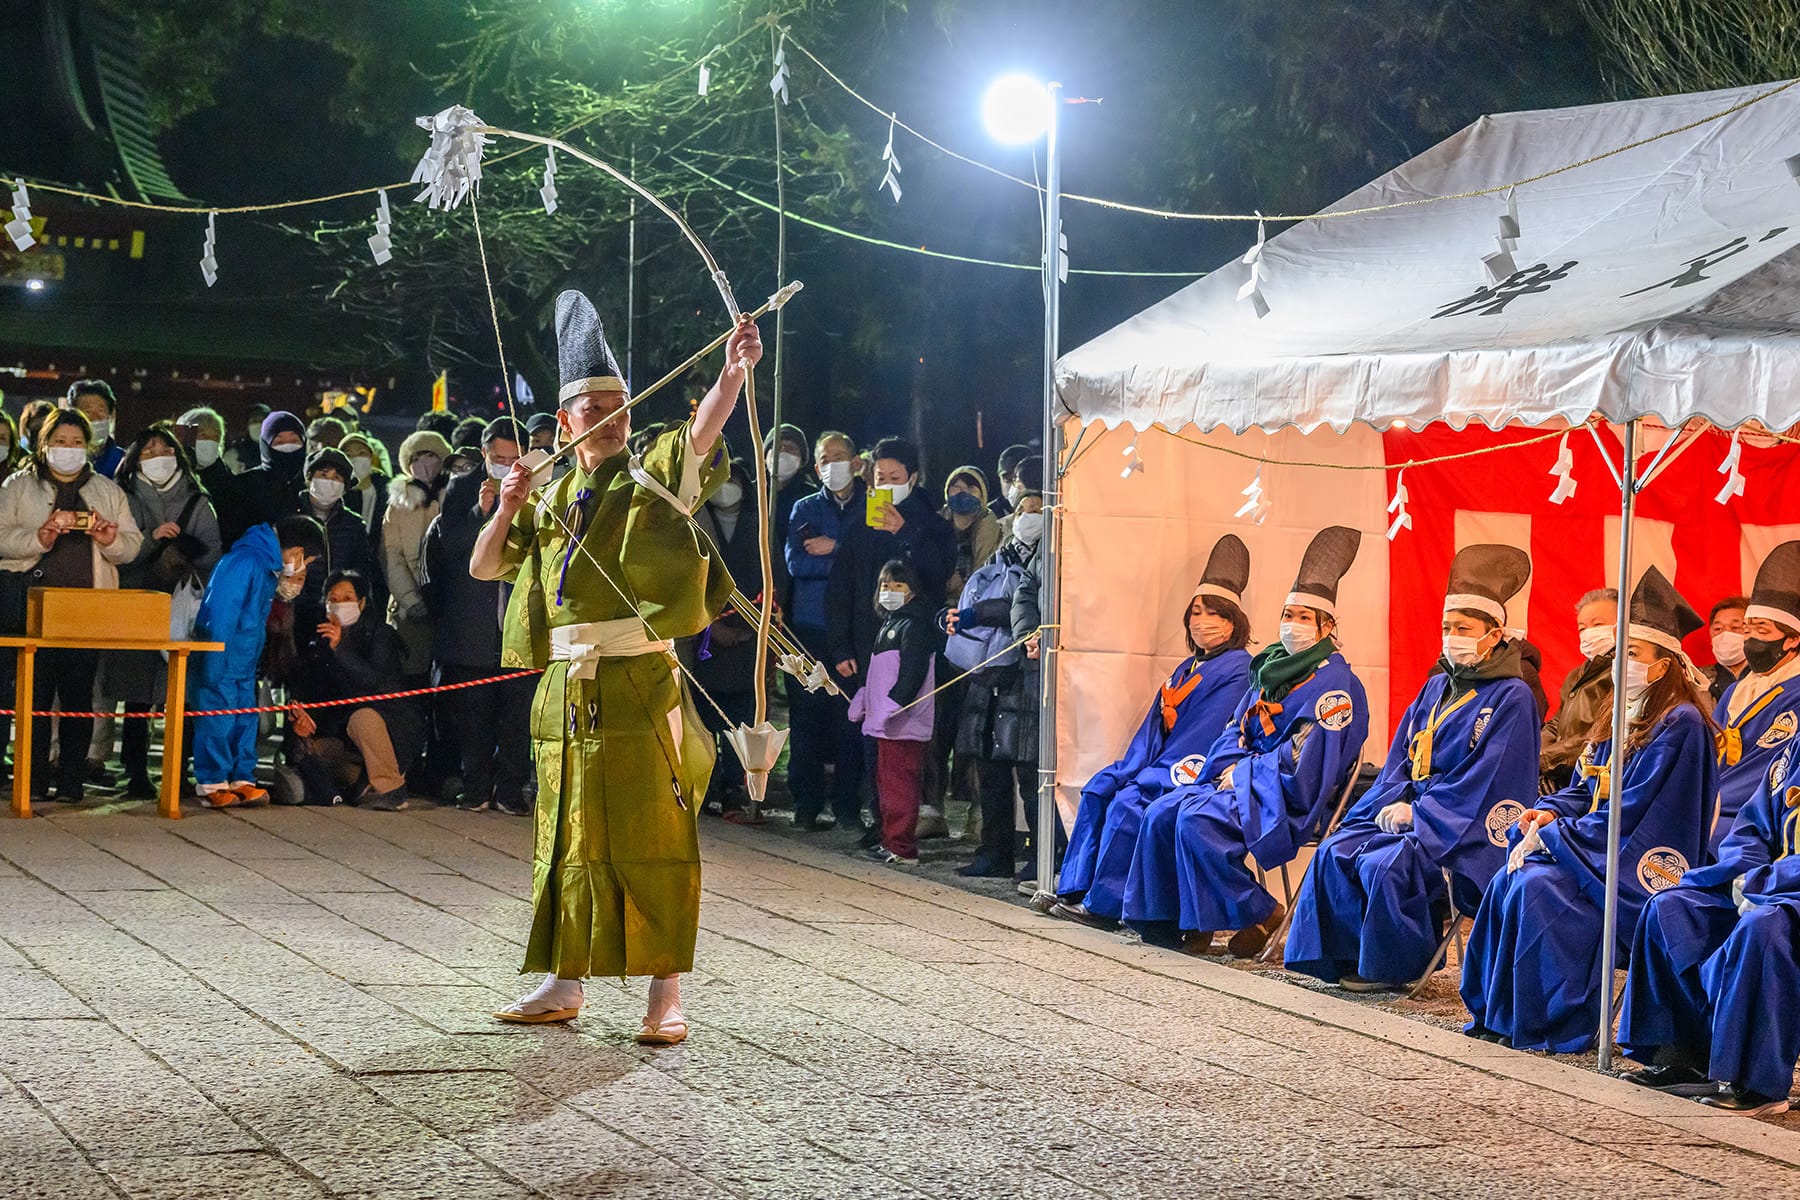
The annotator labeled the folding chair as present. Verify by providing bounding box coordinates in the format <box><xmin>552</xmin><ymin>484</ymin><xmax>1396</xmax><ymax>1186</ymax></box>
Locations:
<box><xmin>1406</xmin><ymin>867</ymin><xmax>1470</xmax><ymax>999</ymax></box>
<box><xmin>1254</xmin><ymin>761</ymin><xmax>1371</xmax><ymax>964</ymax></box>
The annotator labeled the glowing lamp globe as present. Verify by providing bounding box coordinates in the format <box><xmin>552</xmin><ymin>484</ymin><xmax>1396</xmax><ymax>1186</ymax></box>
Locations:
<box><xmin>982</xmin><ymin>74</ymin><xmax>1050</xmax><ymax>144</ymax></box>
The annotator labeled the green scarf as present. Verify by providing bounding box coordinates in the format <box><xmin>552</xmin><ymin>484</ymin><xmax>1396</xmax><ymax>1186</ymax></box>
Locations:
<box><xmin>1250</xmin><ymin>636</ymin><xmax>1338</xmax><ymax>703</ymax></box>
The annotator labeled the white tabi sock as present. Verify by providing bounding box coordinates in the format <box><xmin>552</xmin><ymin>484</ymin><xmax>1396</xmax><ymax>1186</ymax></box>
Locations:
<box><xmin>644</xmin><ymin>974</ymin><xmax>684</xmax><ymax>1028</ymax></box>
<box><xmin>502</xmin><ymin>973</ymin><xmax>584</xmax><ymax>1015</ymax></box>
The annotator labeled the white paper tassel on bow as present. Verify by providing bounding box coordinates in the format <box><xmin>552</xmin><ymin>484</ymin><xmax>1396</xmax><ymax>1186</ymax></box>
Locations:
<box><xmin>1237</xmin><ymin>216</ymin><xmax>1269</xmax><ymax>319</ymax></box>
<box><xmin>1234</xmin><ymin>464</ymin><xmax>1270</xmax><ymax>525</ymax></box>
<box><xmin>724</xmin><ymin>721</ymin><xmax>791</xmax><ymax>804</ymax></box>
<box><xmin>199</xmin><ymin>212</ymin><xmax>218</xmax><ymax>287</ymax></box>
<box><xmin>1548</xmin><ymin>431</ymin><xmax>1577</xmax><ymax>504</ymax></box>
<box><xmin>6</xmin><ymin>179</ymin><xmax>34</xmax><ymax>252</ymax></box>
<box><xmin>1385</xmin><ymin>468</ymin><xmax>1413</xmax><ymax>541</ymax></box>
<box><xmin>539</xmin><ymin>148</ymin><xmax>559</xmax><ymax>216</ymax></box>
<box><xmin>367</xmin><ymin>189</ymin><xmax>393</xmax><ymax>265</ymax></box>
<box><xmin>1715</xmin><ymin>429</ymin><xmax>1746</xmax><ymax>504</ymax></box>
<box><xmin>878</xmin><ymin>113</ymin><xmax>903</xmax><ymax>202</ymax></box>
<box><xmin>769</xmin><ymin>33</ymin><xmax>790</xmax><ymax>104</ymax></box>
<box><xmin>1120</xmin><ymin>434</ymin><xmax>1144</xmax><ymax>479</ymax></box>
<box><xmin>410</xmin><ymin>105</ymin><xmax>491</xmax><ymax>210</ymax></box>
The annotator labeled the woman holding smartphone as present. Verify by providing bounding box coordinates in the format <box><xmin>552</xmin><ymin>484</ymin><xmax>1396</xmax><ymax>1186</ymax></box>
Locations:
<box><xmin>0</xmin><ymin>408</ymin><xmax>143</xmax><ymax>801</ymax></box>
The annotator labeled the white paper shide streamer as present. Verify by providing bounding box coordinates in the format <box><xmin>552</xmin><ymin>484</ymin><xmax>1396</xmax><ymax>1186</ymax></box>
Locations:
<box><xmin>1484</xmin><ymin>186</ymin><xmax>1520</xmax><ymax>284</ymax></box>
<box><xmin>1119</xmin><ymin>433</ymin><xmax>1144</xmax><ymax>479</ymax></box>
<box><xmin>540</xmin><ymin>148</ymin><xmax>559</xmax><ymax>216</ymax></box>
<box><xmin>199</xmin><ymin>212</ymin><xmax>218</xmax><ymax>287</ymax></box>
<box><xmin>1237</xmin><ymin>216</ymin><xmax>1268</xmax><ymax>319</ymax></box>
<box><xmin>878</xmin><ymin>113</ymin><xmax>902</xmax><ymax>203</ymax></box>
<box><xmin>6</xmin><ymin>180</ymin><xmax>34</xmax><ymax>251</ymax></box>
<box><xmin>697</xmin><ymin>44</ymin><xmax>722</xmax><ymax>97</ymax></box>
<box><xmin>368</xmin><ymin>189</ymin><xmax>393</xmax><ymax>266</ymax></box>
<box><xmin>1235</xmin><ymin>464</ymin><xmax>1270</xmax><ymax>525</ymax></box>
<box><xmin>1548</xmin><ymin>431</ymin><xmax>1577</xmax><ymax>504</ymax></box>
<box><xmin>1386</xmin><ymin>467</ymin><xmax>1413</xmax><ymax>541</ymax></box>
<box><xmin>769</xmin><ymin>33</ymin><xmax>790</xmax><ymax>104</ymax></box>
<box><xmin>410</xmin><ymin>106</ymin><xmax>491</xmax><ymax>211</ymax></box>
<box><xmin>1715</xmin><ymin>428</ymin><xmax>1745</xmax><ymax>504</ymax></box>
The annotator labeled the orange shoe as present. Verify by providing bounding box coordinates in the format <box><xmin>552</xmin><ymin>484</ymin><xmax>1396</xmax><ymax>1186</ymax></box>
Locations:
<box><xmin>198</xmin><ymin>788</ymin><xmax>239</xmax><ymax>809</ymax></box>
<box><xmin>229</xmin><ymin>783</ymin><xmax>271</xmax><ymax>807</ymax></box>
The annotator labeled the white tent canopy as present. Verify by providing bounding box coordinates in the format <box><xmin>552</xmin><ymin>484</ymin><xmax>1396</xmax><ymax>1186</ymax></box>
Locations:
<box><xmin>1057</xmin><ymin>79</ymin><xmax>1800</xmax><ymax>434</ymax></box>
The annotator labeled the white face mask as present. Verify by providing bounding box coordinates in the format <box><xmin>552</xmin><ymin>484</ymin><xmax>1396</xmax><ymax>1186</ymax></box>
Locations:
<box><xmin>247</xmin><ymin>422</ymin><xmax>264</xmax><ymax>441</ymax></box>
<box><xmin>714</xmin><ymin>480</ymin><xmax>744</xmax><ymax>508</ymax></box>
<box><xmin>1279</xmin><ymin>622</ymin><xmax>1318</xmax><ymax>655</ymax></box>
<box><xmin>1442</xmin><ymin>633</ymin><xmax>1488</xmax><ymax>667</ymax></box>
<box><xmin>194</xmin><ymin>439</ymin><xmax>221</xmax><ymax>468</ymax></box>
<box><xmin>328</xmin><ymin>601</ymin><xmax>362</xmax><ymax>628</ymax></box>
<box><xmin>275</xmin><ymin>575</ymin><xmax>303</xmax><ymax>601</ymax></box>
<box><xmin>1011</xmin><ymin>512</ymin><xmax>1045</xmax><ymax>546</ymax></box>
<box><xmin>820</xmin><ymin>460</ymin><xmax>854</xmax><ymax>492</ymax></box>
<box><xmin>271</xmin><ymin>441</ymin><xmax>302</xmax><ymax>455</ymax></box>
<box><xmin>410</xmin><ymin>454</ymin><xmax>442</xmax><ymax>485</ymax></box>
<box><xmin>46</xmin><ymin>446</ymin><xmax>87</xmax><ymax>475</ymax></box>
<box><xmin>1712</xmin><ymin>629</ymin><xmax>1747</xmax><ymax>669</ymax></box>
<box><xmin>884</xmin><ymin>480</ymin><xmax>913</xmax><ymax>506</ymax></box>
<box><xmin>88</xmin><ymin>418</ymin><xmax>112</xmax><ymax>445</ymax></box>
<box><xmin>486</xmin><ymin>460</ymin><xmax>510</xmax><ymax>481</ymax></box>
<box><xmin>877</xmin><ymin>587</ymin><xmax>907</xmax><ymax>612</ymax></box>
<box><xmin>310</xmin><ymin>477</ymin><xmax>345</xmax><ymax>506</ymax></box>
<box><xmin>774</xmin><ymin>451</ymin><xmax>802</xmax><ymax>484</ymax></box>
<box><xmin>1578</xmin><ymin>626</ymin><xmax>1615</xmax><ymax>659</ymax></box>
<box><xmin>139</xmin><ymin>456</ymin><xmax>179</xmax><ymax>486</ymax></box>
<box><xmin>349</xmin><ymin>455</ymin><xmax>373</xmax><ymax>482</ymax></box>
<box><xmin>1624</xmin><ymin>657</ymin><xmax>1655</xmax><ymax>703</ymax></box>
<box><xmin>1005</xmin><ymin>481</ymin><xmax>1025</xmax><ymax>506</ymax></box>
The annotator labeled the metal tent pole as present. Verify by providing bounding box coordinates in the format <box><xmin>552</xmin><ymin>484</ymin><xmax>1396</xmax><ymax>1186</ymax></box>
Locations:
<box><xmin>1596</xmin><ymin>417</ymin><xmax>1638</xmax><ymax>1072</ymax></box>
<box><xmin>1035</xmin><ymin>82</ymin><xmax>1065</xmax><ymax>896</ymax></box>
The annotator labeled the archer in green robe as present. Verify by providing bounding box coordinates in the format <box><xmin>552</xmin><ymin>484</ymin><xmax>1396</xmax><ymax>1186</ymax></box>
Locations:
<box><xmin>496</xmin><ymin>418</ymin><xmax>733</xmax><ymax>978</ymax></box>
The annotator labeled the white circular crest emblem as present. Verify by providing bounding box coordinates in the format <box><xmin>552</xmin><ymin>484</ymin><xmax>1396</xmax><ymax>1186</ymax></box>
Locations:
<box><xmin>1169</xmin><ymin>754</ymin><xmax>1207</xmax><ymax>787</ymax></box>
<box><xmin>1637</xmin><ymin>847</ymin><xmax>1689</xmax><ymax>894</ymax></box>
<box><xmin>1486</xmin><ymin>800</ymin><xmax>1526</xmax><ymax>848</ymax></box>
<box><xmin>1314</xmin><ymin>690</ymin><xmax>1355</xmax><ymax>732</ymax></box>
<box><xmin>1758</xmin><ymin>712</ymin><xmax>1798</xmax><ymax>749</ymax></box>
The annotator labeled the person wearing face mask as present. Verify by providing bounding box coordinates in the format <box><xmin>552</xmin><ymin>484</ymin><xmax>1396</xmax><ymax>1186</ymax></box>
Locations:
<box><xmin>1287</xmin><ymin>544</ymin><xmax>1541</xmax><ymax>992</ymax></box>
<box><xmin>1706</xmin><ymin>545</ymin><xmax>1800</xmax><ymax>859</ymax></box>
<box><xmin>293</xmin><ymin>447</ymin><xmax>383</xmax><ymax>635</ymax></box>
<box><xmin>177</xmin><ymin>407</ymin><xmax>235</xmax><ymax>501</ymax></box>
<box><xmin>190</xmin><ymin>515</ymin><xmax>323</xmax><ymax>808</ymax></box>
<box><xmin>761</xmin><ymin>423</ymin><xmax>811</xmax><ymax>568</ymax></box>
<box><xmin>60</xmin><ymin>379</ymin><xmax>124</xmax><ymax>478</ymax></box>
<box><xmin>0</xmin><ymin>410</ymin><xmax>22</xmax><ymax>483</ymax></box>
<box><xmin>1464</xmin><ymin>566</ymin><xmax>1715</xmax><ymax>1054</ymax></box>
<box><xmin>1707</xmin><ymin>596</ymin><xmax>1751</xmax><ymax>703</ymax></box>
<box><xmin>381</xmin><ymin>429</ymin><xmax>454</xmax><ymax>679</ymax></box>
<box><xmin>990</xmin><ymin>443</ymin><xmax>1032</xmax><ymax>520</ymax></box>
<box><xmin>1542</xmin><ymin>588</ymin><xmax>1620</xmax><ymax>792</ymax></box>
<box><xmin>469</xmin><ymin>288</ymin><xmax>762</xmax><ymax>1043</ymax></box>
<box><xmin>109</xmin><ymin>424</ymin><xmax>223</xmax><ymax>797</ymax></box>
<box><xmin>1118</xmin><ymin>528</ymin><xmax>1368</xmax><ymax>956</ymax></box>
<box><xmin>846</xmin><ymin>559</ymin><xmax>937</xmax><ymax>866</ymax></box>
<box><xmin>218</xmin><ymin>411</ymin><xmax>308</xmax><ymax>548</ymax></box>
<box><xmin>1047</xmin><ymin>535</ymin><xmax>1260</xmax><ymax>919</ymax></box>
<box><xmin>226</xmin><ymin>404</ymin><xmax>270</xmax><ymax>474</ymax></box>
<box><xmin>338</xmin><ymin>433</ymin><xmax>390</xmax><ymax>542</ymax></box>
<box><xmin>678</xmin><ymin>457</ymin><xmax>765</xmax><ymax>821</ymax></box>
<box><xmin>783</xmin><ymin>431</ymin><xmax>868</xmax><ymax>832</ymax></box>
<box><xmin>0</xmin><ymin>408</ymin><xmax>143</xmax><ymax>802</ymax></box>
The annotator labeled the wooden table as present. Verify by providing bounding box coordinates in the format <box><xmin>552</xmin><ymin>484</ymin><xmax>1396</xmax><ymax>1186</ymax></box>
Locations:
<box><xmin>2</xmin><ymin>636</ymin><xmax>224</xmax><ymax>820</ymax></box>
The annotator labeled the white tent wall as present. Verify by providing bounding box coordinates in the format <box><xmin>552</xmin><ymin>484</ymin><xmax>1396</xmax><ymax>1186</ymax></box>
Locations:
<box><xmin>1054</xmin><ymin>420</ymin><xmax>1391</xmax><ymax>823</ymax></box>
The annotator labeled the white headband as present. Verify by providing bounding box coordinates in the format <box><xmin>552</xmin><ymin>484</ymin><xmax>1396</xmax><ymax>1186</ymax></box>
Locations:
<box><xmin>557</xmin><ymin>376</ymin><xmax>629</xmax><ymax>404</ymax></box>
<box><xmin>1746</xmin><ymin>603</ymin><xmax>1800</xmax><ymax>631</ymax></box>
<box><xmin>1195</xmin><ymin>582</ymin><xmax>1243</xmax><ymax>607</ymax></box>
<box><xmin>1444</xmin><ymin>592</ymin><xmax>1507</xmax><ymax>625</ymax></box>
<box><xmin>1286</xmin><ymin>590</ymin><xmax>1336</xmax><ymax>616</ymax></box>
<box><xmin>1629</xmin><ymin>622</ymin><xmax>1711</xmax><ymax>691</ymax></box>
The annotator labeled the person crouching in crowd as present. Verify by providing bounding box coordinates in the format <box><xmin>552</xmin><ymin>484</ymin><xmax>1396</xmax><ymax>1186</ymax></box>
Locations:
<box><xmin>848</xmin><ymin>559</ymin><xmax>937</xmax><ymax>866</ymax></box>
<box><xmin>286</xmin><ymin>569</ymin><xmax>421</xmax><ymax>811</ymax></box>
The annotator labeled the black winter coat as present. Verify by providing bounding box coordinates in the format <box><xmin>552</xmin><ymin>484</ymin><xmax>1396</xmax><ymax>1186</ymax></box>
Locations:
<box><xmin>422</xmin><ymin>470</ymin><xmax>507</xmax><ymax>670</ymax></box>
<box><xmin>824</xmin><ymin>488</ymin><xmax>956</xmax><ymax>674</ymax></box>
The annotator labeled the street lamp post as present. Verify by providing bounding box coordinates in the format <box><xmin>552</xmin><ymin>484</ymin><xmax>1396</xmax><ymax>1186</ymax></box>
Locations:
<box><xmin>984</xmin><ymin>74</ymin><xmax>1064</xmax><ymax>898</ymax></box>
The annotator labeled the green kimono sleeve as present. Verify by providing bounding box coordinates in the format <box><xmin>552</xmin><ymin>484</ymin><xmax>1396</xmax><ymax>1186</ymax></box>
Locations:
<box><xmin>621</xmin><ymin>420</ymin><xmax>735</xmax><ymax>638</ymax></box>
<box><xmin>500</xmin><ymin>501</ymin><xmax>550</xmax><ymax>670</ymax></box>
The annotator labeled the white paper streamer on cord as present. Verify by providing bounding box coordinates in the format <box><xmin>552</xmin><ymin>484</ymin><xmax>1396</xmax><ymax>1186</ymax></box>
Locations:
<box><xmin>199</xmin><ymin>212</ymin><xmax>218</xmax><ymax>287</ymax></box>
<box><xmin>1058</xmin><ymin>227</ymin><xmax>1069</xmax><ymax>284</ymax></box>
<box><xmin>1385</xmin><ymin>467</ymin><xmax>1413</xmax><ymax>541</ymax></box>
<box><xmin>1120</xmin><ymin>434</ymin><xmax>1144</xmax><ymax>479</ymax></box>
<box><xmin>1483</xmin><ymin>187</ymin><xmax>1520</xmax><ymax>284</ymax></box>
<box><xmin>540</xmin><ymin>147</ymin><xmax>559</xmax><ymax>216</ymax></box>
<box><xmin>769</xmin><ymin>32</ymin><xmax>790</xmax><ymax>104</ymax></box>
<box><xmin>1715</xmin><ymin>428</ymin><xmax>1746</xmax><ymax>504</ymax></box>
<box><xmin>1237</xmin><ymin>215</ymin><xmax>1268</xmax><ymax>319</ymax></box>
<box><xmin>697</xmin><ymin>43</ymin><xmax>722</xmax><ymax>97</ymax></box>
<box><xmin>878</xmin><ymin>113</ymin><xmax>902</xmax><ymax>202</ymax></box>
<box><xmin>367</xmin><ymin>189</ymin><xmax>393</xmax><ymax>265</ymax></box>
<box><xmin>1234</xmin><ymin>464</ymin><xmax>1270</xmax><ymax>525</ymax></box>
<box><xmin>410</xmin><ymin>105</ymin><xmax>490</xmax><ymax>210</ymax></box>
<box><xmin>1548</xmin><ymin>431</ymin><xmax>1577</xmax><ymax>504</ymax></box>
<box><xmin>6</xmin><ymin>179</ymin><xmax>34</xmax><ymax>251</ymax></box>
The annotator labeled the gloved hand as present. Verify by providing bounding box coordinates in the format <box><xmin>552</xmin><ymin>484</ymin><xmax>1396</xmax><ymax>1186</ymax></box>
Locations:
<box><xmin>1732</xmin><ymin>873</ymin><xmax>1757</xmax><ymax>916</ymax></box>
<box><xmin>1375</xmin><ymin>800</ymin><xmax>1414</xmax><ymax>834</ymax></box>
<box><xmin>1507</xmin><ymin>821</ymin><xmax>1544</xmax><ymax>875</ymax></box>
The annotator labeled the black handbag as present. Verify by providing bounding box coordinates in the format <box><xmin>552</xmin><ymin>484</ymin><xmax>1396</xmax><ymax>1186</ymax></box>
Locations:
<box><xmin>142</xmin><ymin>492</ymin><xmax>208</xmax><ymax>587</ymax></box>
<box><xmin>0</xmin><ymin>568</ymin><xmax>37</xmax><ymax>636</ymax></box>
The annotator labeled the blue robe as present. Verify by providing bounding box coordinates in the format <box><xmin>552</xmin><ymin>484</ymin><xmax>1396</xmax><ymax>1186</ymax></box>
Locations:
<box><xmin>1121</xmin><ymin>654</ymin><xmax>1368</xmax><ymax>934</ymax></box>
<box><xmin>1284</xmin><ymin>666</ymin><xmax>1541</xmax><ymax>986</ymax></box>
<box><xmin>1460</xmin><ymin>706</ymin><xmax>1713</xmax><ymax>1052</ymax></box>
<box><xmin>1619</xmin><ymin>739</ymin><xmax>1800</xmax><ymax>1099</ymax></box>
<box><xmin>1707</xmin><ymin>675</ymin><xmax>1800</xmax><ymax>858</ymax></box>
<box><xmin>1057</xmin><ymin>648</ymin><xmax>1251</xmax><ymax>918</ymax></box>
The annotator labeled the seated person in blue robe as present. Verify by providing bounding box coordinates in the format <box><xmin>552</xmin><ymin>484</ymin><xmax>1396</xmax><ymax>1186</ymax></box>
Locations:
<box><xmin>1706</xmin><ymin>541</ymin><xmax>1800</xmax><ymax>859</ymax></box>
<box><xmin>1285</xmin><ymin>544</ymin><xmax>1541</xmax><ymax>991</ymax></box>
<box><xmin>1049</xmin><ymin>535</ymin><xmax>1255</xmax><ymax>927</ymax></box>
<box><xmin>1462</xmin><ymin>566</ymin><xmax>1715</xmax><ymax>1052</ymax></box>
<box><xmin>1120</xmin><ymin>525</ymin><xmax>1369</xmax><ymax>956</ymax></box>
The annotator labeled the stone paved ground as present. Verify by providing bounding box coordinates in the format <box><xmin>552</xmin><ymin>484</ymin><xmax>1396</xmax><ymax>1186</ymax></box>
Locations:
<box><xmin>4</xmin><ymin>805</ymin><xmax>1799</xmax><ymax>1200</ymax></box>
